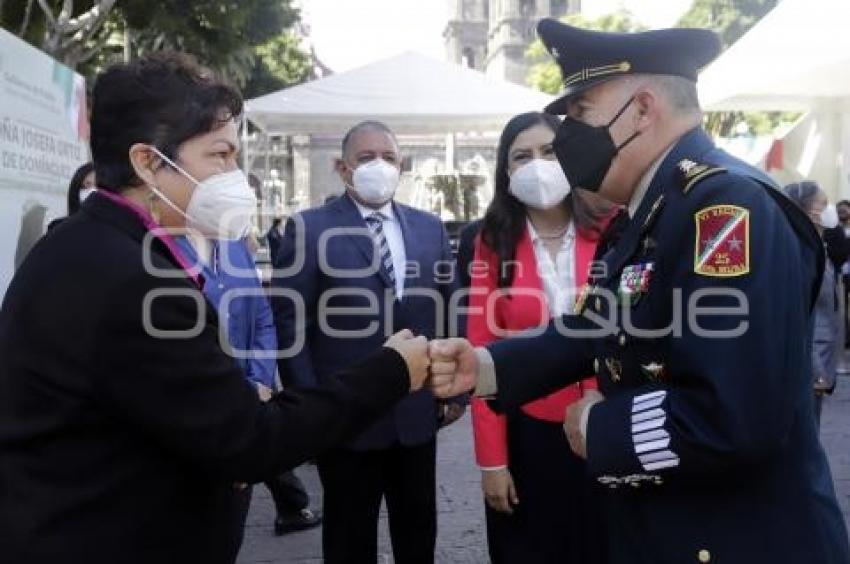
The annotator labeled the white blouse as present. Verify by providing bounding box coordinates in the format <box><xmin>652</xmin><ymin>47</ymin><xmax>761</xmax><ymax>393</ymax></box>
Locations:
<box><xmin>526</xmin><ymin>219</ymin><xmax>577</xmax><ymax>318</ymax></box>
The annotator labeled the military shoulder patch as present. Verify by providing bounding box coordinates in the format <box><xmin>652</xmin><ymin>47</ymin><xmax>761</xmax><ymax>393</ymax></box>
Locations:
<box><xmin>676</xmin><ymin>159</ymin><xmax>727</xmax><ymax>195</ymax></box>
<box><xmin>694</xmin><ymin>205</ymin><xmax>750</xmax><ymax>277</ymax></box>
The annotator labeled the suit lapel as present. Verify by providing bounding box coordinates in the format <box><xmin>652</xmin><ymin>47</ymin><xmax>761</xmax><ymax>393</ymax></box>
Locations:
<box><xmin>393</xmin><ymin>201</ymin><xmax>416</xmax><ymax>291</ymax></box>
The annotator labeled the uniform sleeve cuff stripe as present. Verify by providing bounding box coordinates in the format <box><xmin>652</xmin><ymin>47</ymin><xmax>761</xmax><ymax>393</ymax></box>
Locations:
<box><xmin>633</xmin><ymin>395</ymin><xmax>665</xmax><ymax>412</ymax></box>
<box><xmin>639</xmin><ymin>449</ymin><xmax>679</xmax><ymax>464</ymax></box>
<box><xmin>630</xmin><ymin>390</ymin><xmax>679</xmax><ymax>472</ymax></box>
<box><xmin>632</xmin><ymin>408</ymin><xmax>666</xmax><ymax>423</ymax></box>
<box><xmin>634</xmin><ymin>390</ymin><xmax>666</xmax><ymax>403</ymax></box>
<box><xmin>643</xmin><ymin>458</ymin><xmax>680</xmax><ymax>471</ymax></box>
<box><xmin>635</xmin><ymin>438</ymin><xmax>671</xmax><ymax>453</ymax></box>
<box><xmin>632</xmin><ymin>417</ymin><xmax>666</xmax><ymax>434</ymax></box>
<box><xmin>633</xmin><ymin>429</ymin><xmax>669</xmax><ymax>443</ymax></box>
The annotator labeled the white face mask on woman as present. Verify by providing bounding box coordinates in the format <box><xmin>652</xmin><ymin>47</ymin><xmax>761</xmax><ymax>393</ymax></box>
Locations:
<box><xmin>149</xmin><ymin>147</ymin><xmax>257</xmax><ymax>240</ymax></box>
<box><xmin>508</xmin><ymin>158</ymin><xmax>572</xmax><ymax>210</ymax></box>
<box><xmin>79</xmin><ymin>187</ymin><xmax>97</xmax><ymax>203</ymax></box>
<box><xmin>820</xmin><ymin>203</ymin><xmax>839</xmax><ymax>229</ymax></box>
<box><xmin>350</xmin><ymin>159</ymin><xmax>400</xmax><ymax>205</ymax></box>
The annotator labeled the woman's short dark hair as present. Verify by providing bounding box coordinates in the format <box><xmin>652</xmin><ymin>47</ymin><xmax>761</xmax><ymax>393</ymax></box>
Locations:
<box><xmin>90</xmin><ymin>51</ymin><xmax>242</xmax><ymax>192</ymax></box>
<box><xmin>480</xmin><ymin>111</ymin><xmax>609</xmax><ymax>288</ymax></box>
<box><xmin>67</xmin><ymin>161</ymin><xmax>95</xmax><ymax>215</ymax></box>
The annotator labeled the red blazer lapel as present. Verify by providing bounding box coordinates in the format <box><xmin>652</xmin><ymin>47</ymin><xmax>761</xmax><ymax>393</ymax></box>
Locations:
<box><xmin>574</xmin><ymin>230</ymin><xmax>597</xmax><ymax>287</ymax></box>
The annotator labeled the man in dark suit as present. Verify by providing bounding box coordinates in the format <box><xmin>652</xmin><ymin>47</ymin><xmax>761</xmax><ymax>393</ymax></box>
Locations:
<box><xmin>273</xmin><ymin>121</ymin><xmax>464</xmax><ymax>563</ymax></box>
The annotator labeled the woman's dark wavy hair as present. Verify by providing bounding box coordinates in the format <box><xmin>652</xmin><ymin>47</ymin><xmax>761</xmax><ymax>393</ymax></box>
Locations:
<box><xmin>481</xmin><ymin>111</ymin><xmax>609</xmax><ymax>288</ymax></box>
<box><xmin>67</xmin><ymin>161</ymin><xmax>95</xmax><ymax>215</ymax></box>
<box><xmin>90</xmin><ymin>51</ymin><xmax>242</xmax><ymax>192</ymax></box>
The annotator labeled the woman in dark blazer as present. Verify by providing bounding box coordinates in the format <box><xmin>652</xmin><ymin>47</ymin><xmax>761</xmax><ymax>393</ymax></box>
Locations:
<box><xmin>0</xmin><ymin>52</ymin><xmax>429</xmax><ymax>564</ymax></box>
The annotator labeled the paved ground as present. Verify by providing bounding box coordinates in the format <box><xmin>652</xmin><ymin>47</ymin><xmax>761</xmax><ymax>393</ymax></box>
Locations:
<box><xmin>237</xmin><ymin>412</ymin><xmax>485</xmax><ymax>564</ymax></box>
<box><xmin>239</xmin><ymin>375</ymin><xmax>850</xmax><ymax>563</ymax></box>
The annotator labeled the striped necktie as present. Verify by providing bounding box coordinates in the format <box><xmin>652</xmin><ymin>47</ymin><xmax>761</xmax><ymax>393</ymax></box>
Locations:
<box><xmin>365</xmin><ymin>212</ymin><xmax>396</xmax><ymax>291</ymax></box>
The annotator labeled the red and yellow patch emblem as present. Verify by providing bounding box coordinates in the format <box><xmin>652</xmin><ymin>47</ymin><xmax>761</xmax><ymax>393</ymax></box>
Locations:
<box><xmin>694</xmin><ymin>205</ymin><xmax>750</xmax><ymax>277</ymax></box>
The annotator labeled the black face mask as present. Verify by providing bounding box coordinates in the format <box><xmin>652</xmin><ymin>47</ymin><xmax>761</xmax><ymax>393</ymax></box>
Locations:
<box><xmin>553</xmin><ymin>96</ymin><xmax>641</xmax><ymax>192</ymax></box>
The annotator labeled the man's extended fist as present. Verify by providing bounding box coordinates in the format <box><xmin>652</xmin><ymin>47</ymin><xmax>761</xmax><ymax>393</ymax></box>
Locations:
<box><xmin>384</xmin><ymin>330</ymin><xmax>430</xmax><ymax>392</ymax></box>
<box><xmin>427</xmin><ymin>338</ymin><xmax>478</xmax><ymax>399</ymax></box>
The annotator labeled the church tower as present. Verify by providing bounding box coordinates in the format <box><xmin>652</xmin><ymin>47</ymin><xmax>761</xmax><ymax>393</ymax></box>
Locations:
<box><xmin>444</xmin><ymin>0</ymin><xmax>489</xmax><ymax>71</ymax></box>
<box><xmin>445</xmin><ymin>1</ymin><xmax>582</xmax><ymax>84</ymax></box>
<box><xmin>485</xmin><ymin>0</ymin><xmax>580</xmax><ymax>84</ymax></box>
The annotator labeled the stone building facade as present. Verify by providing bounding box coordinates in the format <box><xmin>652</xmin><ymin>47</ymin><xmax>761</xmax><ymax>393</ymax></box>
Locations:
<box><xmin>444</xmin><ymin>0</ymin><xmax>581</xmax><ymax>84</ymax></box>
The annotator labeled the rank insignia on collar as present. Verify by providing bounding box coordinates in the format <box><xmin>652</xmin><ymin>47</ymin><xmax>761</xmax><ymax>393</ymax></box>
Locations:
<box><xmin>618</xmin><ymin>262</ymin><xmax>654</xmax><ymax>305</ymax></box>
<box><xmin>676</xmin><ymin>159</ymin><xmax>726</xmax><ymax>194</ymax></box>
<box><xmin>694</xmin><ymin>205</ymin><xmax>750</xmax><ymax>277</ymax></box>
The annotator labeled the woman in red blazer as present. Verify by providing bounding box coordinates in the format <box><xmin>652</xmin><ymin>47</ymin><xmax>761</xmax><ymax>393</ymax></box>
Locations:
<box><xmin>468</xmin><ymin>112</ymin><xmax>612</xmax><ymax>563</ymax></box>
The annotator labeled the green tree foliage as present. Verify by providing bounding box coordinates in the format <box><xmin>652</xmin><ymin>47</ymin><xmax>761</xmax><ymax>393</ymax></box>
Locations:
<box><xmin>677</xmin><ymin>0</ymin><xmax>796</xmax><ymax>136</ymax></box>
<box><xmin>526</xmin><ymin>10</ymin><xmax>646</xmax><ymax>94</ymax></box>
<box><xmin>677</xmin><ymin>0</ymin><xmax>777</xmax><ymax>47</ymax></box>
<box><xmin>243</xmin><ymin>32</ymin><xmax>312</xmax><ymax>99</ymax></box>
<box><xmin>120</xmin><ymin>0</ymin><xmax>300</xmax><ymax>87</ymax></box>
<box><xmin>1</xmin><ymin>0</ymin><xmax>312</xmax><ymax>94</ymax></box>
<box><xmin>1</xmin><ymin>0</ymin><xmax>117</xmax><ymax>69</ymax></box>
<box><xmin>524</xmin><ymin>0</ymin><xmax>795</xmax><ymax>137</ymax></box>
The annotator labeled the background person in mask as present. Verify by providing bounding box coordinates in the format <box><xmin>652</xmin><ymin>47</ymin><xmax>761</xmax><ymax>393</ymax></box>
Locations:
<box><xmin>0</xmin><ymin>52</ymin><xmax>433</xmax><ymax>564</ymax></box>
<box><xmin>272</xmin><ymin>120</ymin><xmax>464</xmax><ymax>564</ymax></box>
<box><xmin>783</xmin><ymin>181</ymin><xmax>843</xmax><ymax>427</ymax></box>
<box><xmin>427</xmin><ymin>20</ymin><xmax>850</xmax><ymax>563</ymax></box>
<box><xmin>46</xmin><ymin>161</ymin><xmax>96</xmax><ymax>231</ymax></box>
<box><xmin>468</xmin><ymin>111</ymin><xmax>610</xmax><ymax>563</ymax></box>
<box><xmin>823</xmin><ymin>201</ymin><xmax>850</xmax><ymax>274</ymax></box>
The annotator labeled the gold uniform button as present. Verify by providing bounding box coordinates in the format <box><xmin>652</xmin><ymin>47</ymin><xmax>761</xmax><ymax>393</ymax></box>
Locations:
<box><xmin>593</xmin><ymin>358</ymin><xmax>600</xmax><ymax>373</ymax></box>
<box><xmin>698</xmin><ymin>549</ymin><xmax>711</xmax><ymax>563</ymax></box>
<box><xmin>618</xmin><ymin>333</ymin><xmax>627</xmax><ymax>346</ymax></box>
<box><xmin>594</xmin><ymin>296</ymin><xmax>602</xmax><ymax>311</ymax></box>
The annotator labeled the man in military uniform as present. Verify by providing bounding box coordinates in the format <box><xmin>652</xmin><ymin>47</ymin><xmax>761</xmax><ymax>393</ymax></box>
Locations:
<box><xmin>429</xmin><ymin>20</ymin><xmax>850</xmax><ymax>564</ymax></box>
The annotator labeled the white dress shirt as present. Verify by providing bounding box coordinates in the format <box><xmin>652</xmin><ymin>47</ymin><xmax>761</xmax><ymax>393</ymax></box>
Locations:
<box><xmin>351</xmin><ymin>196</ymin><xmax>407</xmax><ymax>298</ymax></box>
<box><xmin>627</xmin><ymin>143</ymin><xmax>676</xmax><ymax>218</ymax></box>
<box><xmin>526</xmin><ymin>219</ymin><xmax>577</xmax><ymax>318</ymax></box>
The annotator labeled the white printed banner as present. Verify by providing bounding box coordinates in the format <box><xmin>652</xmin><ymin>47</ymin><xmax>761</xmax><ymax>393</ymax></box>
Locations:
<box><xmin>0</xmin><ymin>27</ymin><xmax>89</xmax><ymax>299</ymax></box>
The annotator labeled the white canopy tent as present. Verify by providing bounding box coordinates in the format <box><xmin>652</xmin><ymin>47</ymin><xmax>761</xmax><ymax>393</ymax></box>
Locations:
<box><xmin>245</xmin><ymin>51</ymin><xmax>553</xmax><ymax>135</ymax></box>
<box><xmin>244</xmin><ymin>51</ymin><xmax>553</xmax><ymax>217</ymax></box>
<box><xmin>698</xmin><ymin>0</ymin><xmax>850</xmax><ymax>197</ymax></box>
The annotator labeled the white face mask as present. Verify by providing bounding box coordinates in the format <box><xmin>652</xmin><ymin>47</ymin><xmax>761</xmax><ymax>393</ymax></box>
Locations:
<box><xmin>820</xmin><ymin>203</ymin><xmax>839</xmax><ymax>229</ymax></box>
<box><xmin>350</xmin><ymin>159</ymin><xmax>400</xmax><ymax>205</ymax></box>
<box><xmin>150</xmin><ymin>148</ymin><xmax>257</xmax><ymax>240</ymax></box>
<box><xmin>508</xmin><ymin>159</ymin><xmax>572</xmax><ymax>210</ymax></box>
<box><xmin>78</xmin><ymin>187</ymin><xmax>97</xmax><ymax>203</ymax></box>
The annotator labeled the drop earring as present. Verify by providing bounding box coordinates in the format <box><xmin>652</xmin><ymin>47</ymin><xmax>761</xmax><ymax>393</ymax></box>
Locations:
<box><xmin>147</xmin><ymin>190</ymin><xmax>161</xmax><ymax>224</ymax></box>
